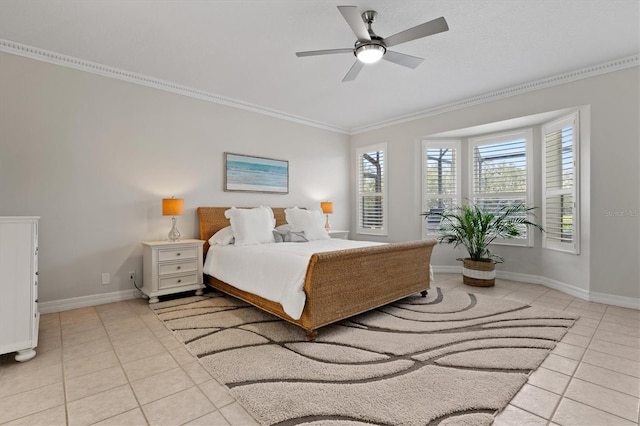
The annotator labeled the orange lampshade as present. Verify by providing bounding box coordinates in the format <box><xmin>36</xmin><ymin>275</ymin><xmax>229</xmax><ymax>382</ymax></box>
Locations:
<box><xmin>321</xmin><ymin>201</ymin><xmax>334</xmax><ymax>214</ymax></box>
<box><xmin>162</xmin><ymin>198</ymin><xmax>184</xmax><ymax>216</ymax></box>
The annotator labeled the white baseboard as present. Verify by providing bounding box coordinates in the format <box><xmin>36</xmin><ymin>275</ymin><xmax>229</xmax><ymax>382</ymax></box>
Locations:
<box><xmin>432</xmin><ymin>265</ymin><xmax>461</xmax><ymax>274</ymax></box>
<box><xmin>496</xmin><ymin>270</ymin><xmax>545</xmax><ymax>285</ymax></box>
<box><xmin>539</xmin><ymin>276</ymin><xmax>591</xmax><ymax>301</ymax></box>
<box><xmin>39</xmin><ymin>289</ymin><xmax>140</xmax><ymax>314</ymax></box>
<box><xmin>431</xmin><ymin>265</ymin><xmax>639</xmax><ymax>310</ymax></box>
<box><xmin>588</xmin><ymin>290</ymin><xmax>640</xmax><ymax>310</ymax></box>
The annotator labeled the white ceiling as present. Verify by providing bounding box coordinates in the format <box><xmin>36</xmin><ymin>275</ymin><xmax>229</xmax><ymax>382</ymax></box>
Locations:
<box><xmin>0</xmin><ymin>0</ymin><xmax>638</xmax><ymax>133</ymax></box>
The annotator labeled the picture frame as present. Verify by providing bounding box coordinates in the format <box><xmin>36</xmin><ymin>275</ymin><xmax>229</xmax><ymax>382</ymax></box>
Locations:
<box><xmin>224</xmin><ymin>153</ymin><xmax>289</xmax><ymax>194</ymax></box>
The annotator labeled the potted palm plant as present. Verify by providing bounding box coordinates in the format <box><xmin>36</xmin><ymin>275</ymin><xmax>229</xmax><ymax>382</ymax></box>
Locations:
<box><xmin>424</xmin><ymin>203</ymin><xmax>543</xmax><ymax>287</ymax></box>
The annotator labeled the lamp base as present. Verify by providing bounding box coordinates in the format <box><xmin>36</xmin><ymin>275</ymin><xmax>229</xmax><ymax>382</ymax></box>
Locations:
<box><xmin>324</xmin><ymin>214</ymin><xmax>331</xmax><ymax>231</ymax></box>
<box><xmin>168</xmin><ymin>216</ymin><xmax>181</xmax><ymax>242</ymax></box>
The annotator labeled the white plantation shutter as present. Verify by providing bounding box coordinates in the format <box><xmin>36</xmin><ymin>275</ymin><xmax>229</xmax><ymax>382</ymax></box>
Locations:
<box><xmin>357</xmin><ymin>143</ymin><xmax>387</xmax><ymax>235</ymax></box>
<box><xmin>542</xmin><ymin>113</ymin><xmax>579</xmax><ymax>253</ymax></box>
<box><xmin>423</xmin><ymin>140</ymin><xmax>461</xmax><ymax>237</ymax></box>
<box><xmin>470</xmin><ymin>130</ymin><xmax>533</xmax><ymax>246</ymax></box>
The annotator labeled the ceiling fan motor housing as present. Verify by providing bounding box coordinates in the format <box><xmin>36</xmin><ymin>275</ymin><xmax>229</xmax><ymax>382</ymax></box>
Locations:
<box><xmin>354</xmin><ymin>39</ymin><xmax>386</xmax><ymax>63</ymax></box>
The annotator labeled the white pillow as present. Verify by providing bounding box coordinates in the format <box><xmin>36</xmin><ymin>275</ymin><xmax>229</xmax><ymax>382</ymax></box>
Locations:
<box><xmin>208</xmin><ymin>226</ymin><xmax>235</xmax><ymax>246</ymax></box>
<box><xmin>275</xmin><ymin>224</ymin><xmax>294</xmax><ymax>232</ymax></box>
<box><xmin>224</xmin><ymin>206</ymin><xmax>275</xmax><ymax>246</ymax></box>
<box><xmin>284</xmin><ymin>207</ymin><xmax>330</xmax><ymax>241</ymax></box>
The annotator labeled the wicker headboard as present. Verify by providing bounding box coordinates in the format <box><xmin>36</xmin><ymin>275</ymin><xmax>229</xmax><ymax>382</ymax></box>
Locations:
<box><xmin>197</xmin><ymin>207</ymin><xmax>288</xmax><ymax>256</ymax></box>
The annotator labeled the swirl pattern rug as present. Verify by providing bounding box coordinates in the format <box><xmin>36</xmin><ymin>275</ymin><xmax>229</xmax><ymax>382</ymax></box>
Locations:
<box><xmin>151</xmin><ymin>288</ymin><xmax>577</xmax><ymax>426</ymax></box>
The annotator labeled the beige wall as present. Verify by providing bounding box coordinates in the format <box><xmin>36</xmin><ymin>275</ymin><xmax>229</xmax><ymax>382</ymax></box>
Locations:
<box><xmin>0</xmin><ymin>52</ymin><xmax>350</xmax><ymax>303</ymax></box>
<box><xmin>2</xmin><ymin>49</ymin><xmax>637</xmax><ymax>306</ymax></box>
<box><xmin>351</xmin><ymin>67</ymin><xmax>640</xmax><ymax>303</ymax></box>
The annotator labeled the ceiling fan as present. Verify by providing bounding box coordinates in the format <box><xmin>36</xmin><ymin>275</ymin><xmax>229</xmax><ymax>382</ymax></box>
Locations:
<box><xmin>295</xmin><ymin>5</ymin><xmax>449</xmax><ymax>82</ymax></box>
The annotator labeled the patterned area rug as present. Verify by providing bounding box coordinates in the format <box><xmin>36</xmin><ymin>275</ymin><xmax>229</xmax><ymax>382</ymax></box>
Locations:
<box><xmin>151</xmin><ymin>288</ymin><xmax>577</xmax><ymax>426</ymax></box>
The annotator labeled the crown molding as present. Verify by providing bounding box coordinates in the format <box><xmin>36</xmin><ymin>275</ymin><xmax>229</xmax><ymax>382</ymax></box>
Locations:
<box><xmin>350</xmin><ymin>54</ymin><xmax>639</xmax><ymax>134</ymax></box>
<box><xmin>0</xmin><ymin>38</ymin><xmax>350</xmax><ymax>135</ymax></box>
<box><xmin>1</xmin><ymin>38</ymin><xmax>636</xmax><ymax>136</ymax></box>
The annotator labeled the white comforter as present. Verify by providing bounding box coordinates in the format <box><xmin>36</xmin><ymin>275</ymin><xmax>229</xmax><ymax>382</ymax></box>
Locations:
<box><xmin>203</xmin><ymin>239</ymin><xmax>383</xmax><ymax>320</ymax></box>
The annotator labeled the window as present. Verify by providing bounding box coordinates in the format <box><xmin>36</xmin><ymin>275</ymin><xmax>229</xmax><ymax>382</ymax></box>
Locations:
<box><xmin>422</xmin><ymin>140</ymin><xmax>461</xmax><ymax>237</ymax></box>
<box><xmin>542</xmin><ymin>113</ymin><xmax>579</xmax><ymax>254</ymax></box>
<box><xmin>469</xmin><ymin>130</ymin><xmax>534</xmax><ymax>246</ymax></box>
<box><xmin>356</xmin><ymin>143</ymin><xmax>387</xmax><ymax>235</ymax></box>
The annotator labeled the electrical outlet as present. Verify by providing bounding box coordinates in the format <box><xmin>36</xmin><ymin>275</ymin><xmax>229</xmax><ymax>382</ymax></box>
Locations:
<box><xmin>129</xmin><ymin>271</ymin><xmax>135</xmax><ymax>281</ymax></box>
<box><xmin>101</xmin><ymin>272</ymin><xmax>110</xmax><ymax>285</ymax></box>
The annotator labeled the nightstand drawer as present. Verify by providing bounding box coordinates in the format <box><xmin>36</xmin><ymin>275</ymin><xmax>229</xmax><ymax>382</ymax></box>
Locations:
<box><xmin>158</xmin><ymin>247</ymin><xmax>198</xmax><ymax>262</ymax></box>
<box><xmin>158</xmin><ymin>260</ymin><xmax>198</xmax><ymax>276</ymax></box>
<box><xmin>159</xmin><ymin>273</ymin><xmax>199</xmax><ymax>290</ymax></box>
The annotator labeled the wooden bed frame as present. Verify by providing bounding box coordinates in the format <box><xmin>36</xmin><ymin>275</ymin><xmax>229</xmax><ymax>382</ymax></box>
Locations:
<box><xmin>197</xmin><ymin>207</ymin><xmax>436</xmax><ymax>340</ymax></box>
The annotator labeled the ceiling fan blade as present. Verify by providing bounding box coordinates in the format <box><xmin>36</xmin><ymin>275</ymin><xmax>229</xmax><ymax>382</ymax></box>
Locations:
<box><xmin>384</xmin><ymin>16</ymin><xmax>449</xmax><ymax>47</ymax></box>
<box><xmin>342</xmin><ymin>60</ymin><xmax>364</xmax><ymax>82</ymax></box>
<box><xmin>296</xmin><ymin>48</ymin><xmax>353</xmax><ymax>57</ymax></box>
<box><xmin>383</xmin><ymin>50</ymin><xmax>424</xmax><ymax>69</ymax></box>
<box><xmin>338</xmin><ymin>5</ymin><xmax>371</xmax><ymax>42</ymax></box>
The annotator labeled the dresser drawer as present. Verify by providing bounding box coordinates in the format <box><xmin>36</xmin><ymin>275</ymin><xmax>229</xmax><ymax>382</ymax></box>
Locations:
<box><xmin>158</xmin><ymin>247</ymin><xmax>198</xmax><ymax>262</ymax></box>
<box><xmin>158</xmin><ymin>260</ymin><xmax>198</xmax><ymax>276</ymax></box>
<box><xmin>159</xmin><ymin>273</ymin><xmax>199</xmax><ymax>290</ymax></box>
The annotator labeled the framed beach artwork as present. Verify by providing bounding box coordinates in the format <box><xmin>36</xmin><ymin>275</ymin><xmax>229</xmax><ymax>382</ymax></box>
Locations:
<box><xmin>224</xmin><ymin>153</ymin><xmax>289</xmax><ymax>193</ymax></box>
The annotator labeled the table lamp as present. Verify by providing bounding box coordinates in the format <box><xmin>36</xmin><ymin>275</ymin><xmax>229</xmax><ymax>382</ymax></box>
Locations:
<box><xmin>162</xmin><ymin>197</ymin><xmax>184</xmax><ymax>242</ymax></box>
<box><xmin>321</xmin><ymin>201</ymin><xmax>334</xmax><ymax>230</ymax></box>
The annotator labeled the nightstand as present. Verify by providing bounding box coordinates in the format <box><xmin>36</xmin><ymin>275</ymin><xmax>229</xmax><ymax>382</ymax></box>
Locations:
<box><xmin>141</xmin><ymin>239</ymin><xmax>205</xmax><ymax>303</ymax></box>
<box><xmin>328</xmin><ymin>230</ymin><xmax>349</xmax><ymax>240</ymax></box>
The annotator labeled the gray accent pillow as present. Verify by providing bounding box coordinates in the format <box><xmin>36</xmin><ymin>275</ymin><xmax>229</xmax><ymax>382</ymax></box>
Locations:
<box><xmin>273</xmin><ymin>229</ymin><xmax>308</xmax><ymax>243</ymax></box>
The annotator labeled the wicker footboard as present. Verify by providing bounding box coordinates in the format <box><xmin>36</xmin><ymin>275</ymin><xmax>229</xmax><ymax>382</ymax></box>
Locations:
<box><xmin>302</xmin><ymin>240</ymin><xmax>435</xmax><ymax>331</ymax></box>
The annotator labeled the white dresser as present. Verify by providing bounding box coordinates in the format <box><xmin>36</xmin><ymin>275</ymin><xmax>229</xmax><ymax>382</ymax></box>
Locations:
<box><xmin>141</xmin><ymin>239</ymin><xmax>205</xmax><ymax>303</ymax></box>
<box><xmin>0</xmin><ymin>217</ymin><xmax>39</xmax><ymax>362</ymax></box>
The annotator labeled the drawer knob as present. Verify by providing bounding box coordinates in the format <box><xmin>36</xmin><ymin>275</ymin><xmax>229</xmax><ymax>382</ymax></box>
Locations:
<box><xmin>176</xmin><ymin>253</ymin><xmax>181</xmax><ymax>256</ymax></box>
<box><xmin>177</xmin><ymin>279</ymin><xmax>182</xmax><ymax>283</ymax></box>
<box><xmin>177</xmin><ymin>266</ymin><xmax>181</xmax><ymax>270</ymax></box>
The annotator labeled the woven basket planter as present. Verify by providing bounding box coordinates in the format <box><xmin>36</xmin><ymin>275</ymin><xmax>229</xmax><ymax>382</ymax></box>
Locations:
<box><xmin>462</xmin><ymin>258</ymin><xmax>496</xmax><ymax>287</ymax></box>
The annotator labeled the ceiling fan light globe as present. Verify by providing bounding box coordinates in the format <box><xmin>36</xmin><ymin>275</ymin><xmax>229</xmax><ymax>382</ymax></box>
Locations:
<box><xmin>355</xmin><ymin>44</ymin><xmax>385</xmax><ymax>64</ymax></box>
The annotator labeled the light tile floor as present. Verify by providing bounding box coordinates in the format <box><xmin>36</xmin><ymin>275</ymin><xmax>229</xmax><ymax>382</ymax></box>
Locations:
<box><xmin>0</xmin><ymin>274</ymin><xmax>638</xmax><ymax>425</ymax></box>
